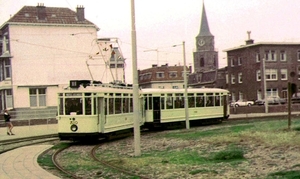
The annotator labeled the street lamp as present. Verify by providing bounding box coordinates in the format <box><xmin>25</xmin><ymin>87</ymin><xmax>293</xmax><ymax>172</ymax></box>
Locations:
<box><xmin>173</xmin><ymin>41</ymin><xmax>190</xmax><ymax>129</ymax></box>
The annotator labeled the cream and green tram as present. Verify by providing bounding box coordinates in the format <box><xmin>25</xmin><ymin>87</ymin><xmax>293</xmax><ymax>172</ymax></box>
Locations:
<box><xmin>141</xmin><ymin>88</ymin><xmax>230</xmax><ymax>128</ymax></box>
<box><xmin>57</xmin><ymin>85</ymin><xmax>140</xmax><ymax>140</ymax></box>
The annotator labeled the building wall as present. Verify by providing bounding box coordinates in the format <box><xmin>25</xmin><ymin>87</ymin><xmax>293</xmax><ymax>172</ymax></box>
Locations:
<box><xmin>138</xmin><ymin>64</ymin><xmax>189</xmax><ymax>89</ymax></box>
<box><xmin>9</xmin><ymin>25</ymin><xmax>98</xmax><ymax>85</ymax></box>
<box><xmin>227</xmin><ymin>44</ymin><xmax>300</xmax><ymax>101</ymax></box>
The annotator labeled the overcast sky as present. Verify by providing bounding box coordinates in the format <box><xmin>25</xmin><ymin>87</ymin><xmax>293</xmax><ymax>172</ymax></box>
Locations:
<box><xmin>1</xmin><ymin>0</ymin><xmax>300</xmax><ymax>83</ymax></box>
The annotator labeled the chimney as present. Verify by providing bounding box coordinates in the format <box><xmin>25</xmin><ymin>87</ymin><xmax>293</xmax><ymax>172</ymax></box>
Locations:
<box><xmin>245</xmin><ymin>31</ymin><xmax>254</xmax><ymax>45</ymax></box>
<box><xmin>152</xmin><ymin>64</ymin><xmax>158</xmax><ymax>68</ymax></box>
<box><xmin>36</xmin><ymin>3</ymin><xmax>46</xmax><ymax>20</ymax></box>
<box><xmin>76</xmin><ymin>5</ymin><xmax>85</xmax><ymax>21</ymax></box>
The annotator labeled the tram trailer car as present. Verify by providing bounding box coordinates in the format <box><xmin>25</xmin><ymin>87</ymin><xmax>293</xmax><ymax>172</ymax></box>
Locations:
<box><xmin>141</xmin><ymin>88</ymin><xmax>230</xmax><ymax>129</ymax></box>
<box><xmin>57</xmin><ymin>83</ymin><xmax>143</xmax><ymax>140</ymax></box>
<box><xmin>57</xmin><ymin>81</ymin><xmax>230</xmax><ymax>140</ymax></box>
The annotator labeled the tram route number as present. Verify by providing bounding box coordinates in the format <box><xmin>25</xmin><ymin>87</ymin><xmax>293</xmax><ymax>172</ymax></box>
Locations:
<box><xmin>70</xmin><ymin>120</ymin><xmax>78</xmax><ymax>125</ymax></box>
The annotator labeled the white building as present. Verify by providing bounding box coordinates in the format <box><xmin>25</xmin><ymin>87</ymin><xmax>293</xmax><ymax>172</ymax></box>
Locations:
<box><xmin>0</xmin><ymin>4</ymin><xmax>125</xmax><ymax>119</ymax></box>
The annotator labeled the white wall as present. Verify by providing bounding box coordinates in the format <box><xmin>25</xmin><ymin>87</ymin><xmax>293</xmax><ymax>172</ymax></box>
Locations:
<box><xmin>9</xmin><ymin>25</ymin><xmax>99</xmax><ymax>85</ymax></box>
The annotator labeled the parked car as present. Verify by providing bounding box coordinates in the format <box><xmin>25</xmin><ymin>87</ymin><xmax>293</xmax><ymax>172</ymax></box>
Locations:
<box><xmin>255</xmin><ymin>97</ymin><xmax>286</xmax><ymax>105</ymax></box>
<box><xmin>231</xmin><ymin>100</ymin><xmax>254</xmax><ymax>107</ymax></box>
<box><xmin>292</xmin><ymin>93</ymin><xmax>300</xmax><ymax>103</ymax></box>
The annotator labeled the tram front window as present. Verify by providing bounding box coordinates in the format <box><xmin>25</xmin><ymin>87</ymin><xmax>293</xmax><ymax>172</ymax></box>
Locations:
<box><xmin>65</xmin><ymin>98</ymin><xmax>83</xmax><ymax>115</ymax></box>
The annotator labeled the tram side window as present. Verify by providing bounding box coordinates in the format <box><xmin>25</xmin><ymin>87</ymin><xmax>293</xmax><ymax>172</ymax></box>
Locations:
<box><xmin>188</xmin><ymin>93</ymin><xmax>195</xmax><ymax>108</ymax></box>
<box><xmin>59</xmin><ymin>98</ymin><xmax>63</xmax><ymax>115</ymax></box>
<box><xmin>206</xmin><ymin>94</ymin><xmax>214</xmax><ymax>107</ymax></box>
<box><xmin>148</xmin><ymin>95</ymin><xmax>152</xmax><ymax>110</ymax></box>
<box><xmin>175</xmin><ymin>93</ymin><xmax>184</xmax><ymax>108</ymax></box>
<box><xmin>115</xmin><ymin>97</ymin><xmax>122</xmax><ymax>114</ymax></box>
<box><xmin>65</xmin><ymin>98</ymin><xmax>82</xmax><ymax>115</ymax></box>
<box><xmin>85</xmin><ymin>98</ymin><xmax>92</xmax><ymax>115</ymax></box>
<box><xmin>161</xmin><ymin>95</ymin><xmax>165</xmax><ymax>110</ymax></box>
<box><xmin>129</xmin><ymin>98</ymin><xmax>133</xmax><ymax>112</ymax></box>
<box><xmin>104</xmin><ymin>98</ymin><xmax>108</xmax><ymax>115</ymax></box>
<box><xmin>215</xmin><ymin>95</ymin><xmax>221</xmax><ymax>106</ymax></box>
<box><xmin>196</xmin><ymin>94</ymin><xmax>204</xmax><ymax>107</ymax></box>
<box><xmin>123</xmin><ymin>98</ymin><xmax>129</xmax><ymax>113</ymax></box>
<box><xmin>109</xmin><ymin>98</ymin><xmax>114</xmax><ymax>114</ymax></box>
<box><xmin>166</xmin><ymin>94</ymin><xmax>173</xmax><ymax>109</ymax></box>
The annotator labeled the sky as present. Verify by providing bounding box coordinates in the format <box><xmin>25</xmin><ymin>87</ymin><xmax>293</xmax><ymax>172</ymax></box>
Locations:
<box><xmin>1</xmin><ymin>0</ymin><xmax>300</xmax><ymax>83</ymax></box>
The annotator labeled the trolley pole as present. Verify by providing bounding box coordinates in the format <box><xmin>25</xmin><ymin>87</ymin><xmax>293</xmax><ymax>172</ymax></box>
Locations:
<box><xmin>131</xmin><ymin>0</ymin><xmax>141</xmax><ymax>156</ymax></box>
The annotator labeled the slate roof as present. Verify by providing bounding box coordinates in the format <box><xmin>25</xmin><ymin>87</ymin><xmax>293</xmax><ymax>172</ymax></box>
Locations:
<box><xmin>197</xmin><ymin>2</ymin><xmax>213</xmax><ymax>37</ymax></box>
<box><xmin>6</xmin><ymin>6</ymin><xmax>94</xmax><ymax>25</ymax></box>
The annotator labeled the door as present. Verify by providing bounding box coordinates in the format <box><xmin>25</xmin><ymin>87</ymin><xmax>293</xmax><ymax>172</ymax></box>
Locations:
<box><xmin>153</xmin><ymin>97</ymin><xmax>161</xmax><ymax>123</ymax></box>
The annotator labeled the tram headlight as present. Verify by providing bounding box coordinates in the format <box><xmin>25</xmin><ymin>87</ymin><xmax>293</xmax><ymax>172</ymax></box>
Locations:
<box><xmin>70</xmin><ymin>124</ymin><xmax>78</xmax><ymax>132</ymax></box>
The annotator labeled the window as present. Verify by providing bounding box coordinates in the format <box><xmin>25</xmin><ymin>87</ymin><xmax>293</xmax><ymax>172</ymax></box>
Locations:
<box><xmin>200</xmin><ymin>57</ymin><xmax>204</xmax><ymax>67</ymax></box>
<box><xmin>265</xmin><ymin>50</ymin><xmax>269</xmax><ymax>61</ymax></box>
<box><xmin>265</xmin><ymin>50</ymin><xmax>276</xmax><ymax>61</ymax></box>
<box><xmin>239</xmin><ymin>92</ymin><xmax>243</xmax><ymax>101</ymax></box>
<box><xmin>281</xmin><ymin>69</ymin><xmax>287</xmax><ymax>80</ymax></box>
<box><xmin>256</xmin><ymin>52</ymin><xmax>261</xmax><ymax>62</ymax></box>
<box><xmin>267</xmin><ymin>88</ymin><xmax>278</xmax><ymax>97</ymax></box>
<box><xmin>256</xmin><ymin>70</ymin><xmax>261</xmax><ymax>81</ymax></box>
<box><xmin>231</xmin><ymin>92</ymin><xmax>236</xmax><ymax>102</ymax></box>
<box><xmin>238</xmin><ymin>57</ymin><xmax>242</xmax><ymax>65</ymax></box>
<box><xmin>298</xmin><ymin>66</ymin><xmax>300</xmax><ymax>80</ymax></box>
<box><xmin>29</xmin><ymin>88</ymin><xmax>46</xmax><ymax>107</ymax></box>
<box><xmin>280</xmin><ymin>50</ymin><xmax>286</xmax><ymax>61</ymax></box>
<box><xmin>225</xmin><ymin>74</ymin><xmax>229</xmax><ymax>84</ymax></box>
<box><xmin>0</xmin><ymin>59</ymin><xmax>11</xmax><ymax>81</ymax></box>
<box><xmin>166</xmin><ymin>94</ymin><xmax>173</xmax><ymax>109</ymax></box>
<box><xmin>4</xmin><ymin>59</ymin><xmax>11</xmax><ymax>78</ymax></box>
<box><xmin>231</xmin><ymin>74</ymin><xmax>235</xmax><ymax>84</ymax></box>
<box><xmin>230</xmin><ymin>58</ymin><xmax>234</xmax><ymax>67</ymax></box>
<box><xmin>298</xmin><ymin>50</ymin><xmax>300</xmax><ymax>61</ymax></box>
<box><xmin>265</xmin><ymin>69</ymin><xmax>278</xmax><ymax>81</ymax></box>
<box><xmin>156</xmin><ymin>72</ymin><xmax>164</xmax><ymax>78</ymax></box>
<box><xmin>158</xmin><ymin>86</ymin><xmax>164</xmax><ymax>89</ymax></box>
<box><xmin>238</xmin><ymin>73</ymin><xmax>242</xmax><ymax>83</ymax></box>
<box><xmin>169</xmin><ymin>71</ymin><xmax>177</xmax><ymax>78</ymax></box>
<box><xmin>257</xmin><ymin>90</ymin><xmax>262</xmax><ymax>100</ymax></box>
<box><xmin>181</xmin><ymin>71</ymin><xmax>189</xmax><ymax>77</ymax></box>
<box><xmin>172</xmin><ymin>86</ymin><xmax>178</xmax><ymax>89</ymax></box>
<box><xmin>5</xmin><ymin>89</ymin><xmax>13</xmax><ymax>109</ymax></box>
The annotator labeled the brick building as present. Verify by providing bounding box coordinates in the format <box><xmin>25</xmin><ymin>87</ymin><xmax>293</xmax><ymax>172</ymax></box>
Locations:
<box><xmin>138</xmin><ymin>64</ymin><xmax>191</xmax><ymax>89</ymax></box>
<box><xmin>224</xmin><ymin>36</ymin><xmax>300</xmax><ymax>102</ymax></box>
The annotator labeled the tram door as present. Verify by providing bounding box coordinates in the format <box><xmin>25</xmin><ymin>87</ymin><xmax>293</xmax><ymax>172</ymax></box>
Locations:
<box><xmin>153</xmin><ymin>97</ymin><xmax>161</xmax><ymax>123</ymax></box>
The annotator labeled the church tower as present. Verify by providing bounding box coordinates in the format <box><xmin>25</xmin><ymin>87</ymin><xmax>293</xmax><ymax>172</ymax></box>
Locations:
<box><xmin>193</xmin><ymin>2</ymin><xmax>218</xmax><ymax>72</ymax></box>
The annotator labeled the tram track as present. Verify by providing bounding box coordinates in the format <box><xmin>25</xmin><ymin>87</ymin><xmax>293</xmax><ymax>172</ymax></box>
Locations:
<box><xmin>49</xmin><ymin>116</ymin><xmax>299</xmax><ymax>178</ymax></box>
<box><xmin>0</xmin><ymin>134</ymin><xmax>59</xmax><ymax>154</ymax></box>
<box><xmin>91</xmin><ymin>142</ymin><xmax>151</xmax><ymax>179</ymax></box>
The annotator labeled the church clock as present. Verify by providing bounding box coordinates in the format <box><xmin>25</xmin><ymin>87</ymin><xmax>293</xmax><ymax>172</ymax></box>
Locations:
<box><xmin>198</xmin><ymin>39</ymin><xmax>205</xmax><ymax>46</ymax></box>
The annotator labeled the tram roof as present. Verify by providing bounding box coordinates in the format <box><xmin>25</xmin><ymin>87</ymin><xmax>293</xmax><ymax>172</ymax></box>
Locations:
<box><xmin>59</xmin><ymin>85</ymin><xmax>134</xmax><ymax>93</ymax></box>
<box><xmin>141</xmin><ymin>88</ymin><xmax>229</xmax><ymax>94</ymax></box>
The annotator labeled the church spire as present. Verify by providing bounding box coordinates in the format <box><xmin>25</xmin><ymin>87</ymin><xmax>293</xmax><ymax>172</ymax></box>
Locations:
<box><xmin>197</xmin><ymin>2</ymin><xmax>213</xmax><ymax>37</ymax></box>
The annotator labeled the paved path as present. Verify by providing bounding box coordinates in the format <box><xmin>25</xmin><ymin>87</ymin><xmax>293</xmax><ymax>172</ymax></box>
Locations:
<box><xmin>0</xmin><ymin>124</ymin><xmax>59</xmax><ymax>179</ymax></box>
<box><xmin>0</xmin><ymin>145</ymin><xmax>60</xmax><ymax>179</ymax></box>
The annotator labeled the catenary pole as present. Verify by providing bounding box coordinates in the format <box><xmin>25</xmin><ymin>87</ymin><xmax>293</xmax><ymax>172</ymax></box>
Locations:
<box><xmin>130</xmin><ymin>0</ymin><xmax>141</xmax><ymax>156</ymax></box>
<box><xmin>173</xmin><ymin>41</ymin><xmax>190</xmax><ymax>129</ymax></box>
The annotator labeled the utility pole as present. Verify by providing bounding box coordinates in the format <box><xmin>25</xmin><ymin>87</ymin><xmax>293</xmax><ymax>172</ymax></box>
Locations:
<box><xmin>130</xmin><ymin>0</ymin><xmax>141</xmax><ymax>156</ymax></box>
<box><xmin>262</xmin><ymin>58</ymin><xmax>268</xmax><ymax>113</ymax></box>
<box><xmin>173</xmin><ymin>41</ymin><xmax>190</xmax><ymax>129</ymax></box>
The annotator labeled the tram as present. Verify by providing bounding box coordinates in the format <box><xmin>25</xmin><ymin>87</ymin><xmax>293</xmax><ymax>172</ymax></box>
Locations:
<box><xmin>141</xmin><ymin>88</ymin><xmax>230</xmax><ymax>128</ymax></box>
<box><xmin>57</xmin><ymin>80</ymin><xmax>230</xmax><ymax>140</ymax></box>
